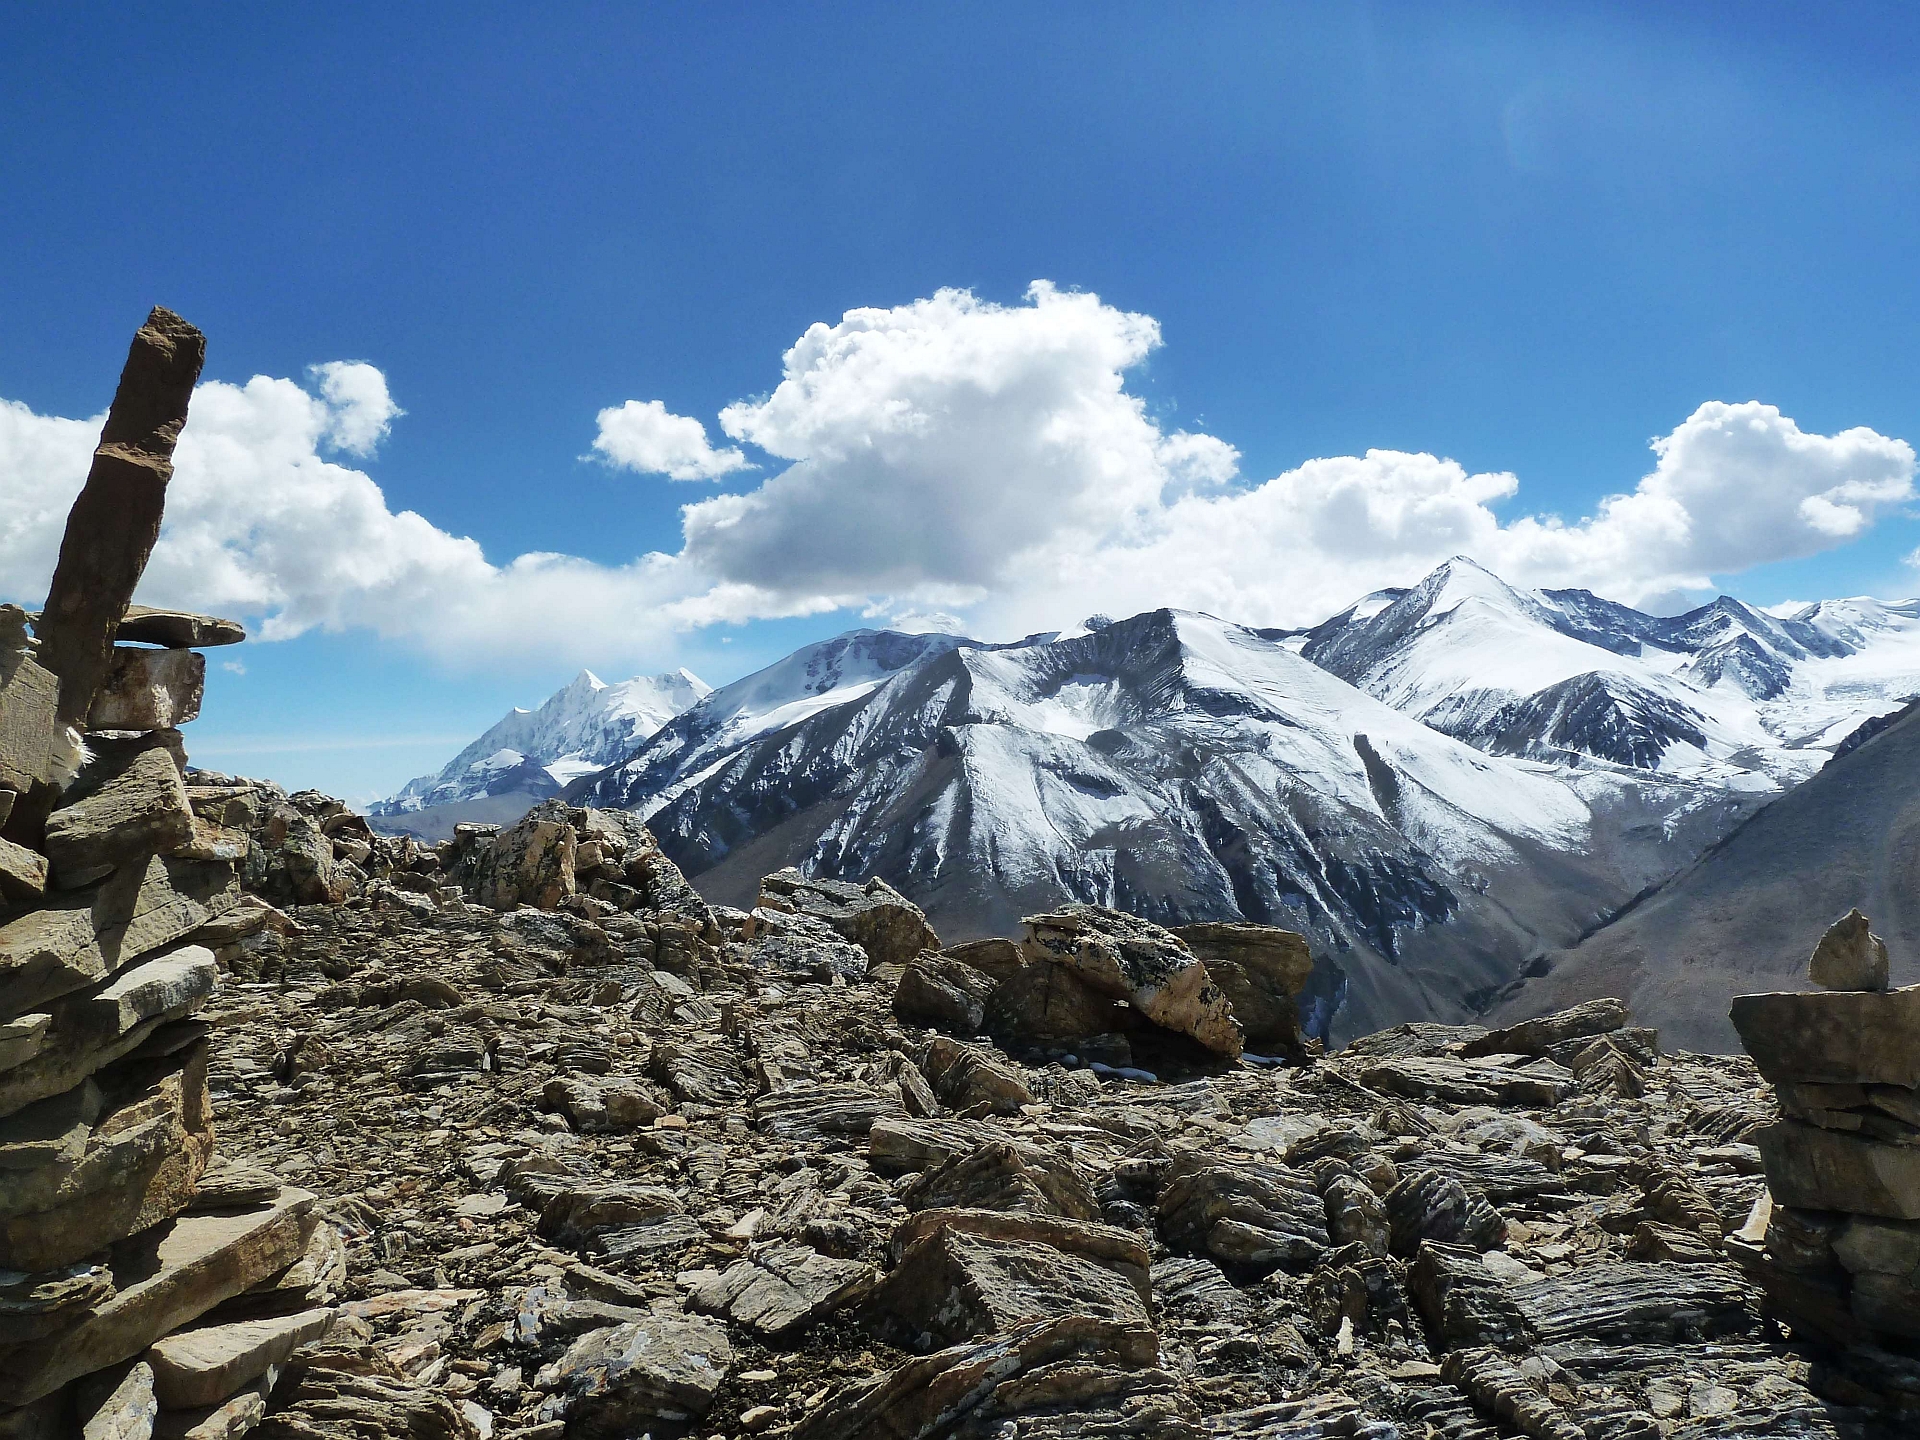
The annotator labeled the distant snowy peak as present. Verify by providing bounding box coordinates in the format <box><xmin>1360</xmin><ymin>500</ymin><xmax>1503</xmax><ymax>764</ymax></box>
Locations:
<box><xmin>1304</xmin><ymin>556</ymin><xmax>1920</xmax><ymax>776</ymax></box>
<box><xmin>372</xmin><ymin>666</ymin><xmax>710</xmax><ymax>815</ymax></box>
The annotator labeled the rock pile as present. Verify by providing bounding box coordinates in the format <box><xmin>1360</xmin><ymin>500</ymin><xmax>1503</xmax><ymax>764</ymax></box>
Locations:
<box><xmin>1729</xmin><ymin>909</ymin><xmax>1920</xmax><ymax>1411</ymax></box>
<box><xmin>0</xmin><ymin>311</ymin><xmax>457</xmax><ymax>1440</ymax></box>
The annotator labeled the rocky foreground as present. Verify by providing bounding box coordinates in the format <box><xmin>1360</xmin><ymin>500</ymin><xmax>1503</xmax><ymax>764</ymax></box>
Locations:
<box><xmin>140</xmin><ymin>828</ymin><xmax>1905</xmax><ymax>1438</ymax></box>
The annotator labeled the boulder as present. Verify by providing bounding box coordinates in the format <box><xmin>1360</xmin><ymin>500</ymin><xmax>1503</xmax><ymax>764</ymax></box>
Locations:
<box><xmin>34</xmin><ymin>307</ymin><xmax>205</xmax><ymax>727</ymax></box>
<box><xmin>1730</xmin><ymin>986</ymin><xmax>1920</xmax><ymax>1088</ymax></box>
<box><xmin>1808</xmin><ymin>909</ymin><xmax>1891</xmax><ymax>993</ymax></box>
<box><xmin>45</xmin><ymin>747</ymin><xmax>194</xmax><ymax>888</ymax></box>
<box><xmin>893</xmin><ymin>951</ymin><xmax>999</xmax><ymax>1033</ymax></box>
<box><xmin>1170</xmin><ymin>921</ymin><xmax>1312</xmax><ymax>1053</ymax></box>
<box><xmin>984</xmin><ymin>954</ymin><xmax>1122</xmax><ymax>1045</ymax></box>
<box><xmin>920</xmin><ymin>1037</ymin><xmax>1032</xmax><ymax>1116</ymax></box>
<box><xmin>758</xmin><ymin>869</ymin><xmax>940</xmax><ymax>968</ymax></box>
<box><xmin>1385</xmin><ymin>1168</ymin><xmax>1507</xmax><ymax>1256</ymax></box>
<box><xmin>87</xmin><ymin>649</ymin><xmax>205</xmax><ymax>732</ymax></box>
<box><xmin>1021</xmin><ymin>906</ymin><xmax>1242</xmax><ymax>1057</ymax></box>
<box><xmin>531</xmin><ymin>1312</ymin><xmax>731</xmax><ymax>1435</ymax></box>
<box><xmin>869</xmin><ymin>1210</ymin><xmax>1152</xmax><ymax>1348</ymax></box>
<box><xmin>471</xmin><ymin>800</ymin><xmax>576</xmax><ymax>912</ymax></box>
<box><xmin>899</xmin><ymin>1139</ymin><xmax>1099</xmax><ymax>1220</ymax></box>
<box><xmin>1156</xmin><ymin>1154</ymin><xmax>1329</xmax><ymax>1272</ymax></box>
<box><xmin>686</xmin><ymin>1243</ymin><xmax>873</xmax><ymax>1337</ymax></box>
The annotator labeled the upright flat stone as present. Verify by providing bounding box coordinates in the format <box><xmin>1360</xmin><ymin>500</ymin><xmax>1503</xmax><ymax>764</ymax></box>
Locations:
<box><xmin>45</xmin><ymin>748</ymin><xmax>194</xmax><ymax>887</ymax></box>
<box><xmin>117</xmin><ymin>608</ymin><xmax>244</xmax><ymax>650</ymax></box>
<box><xmin>88</xmin><ymin>650</ymin><xmax>204</xmax><ymax>732</ymax></box>
<box><xmin>1730</xmin><ymin>987</ymin><xmax>1920</xmax><ymax>1088</ymax></box>
<box><xmin>35</xmin><ymin>307</ymin><xmax>205</xmax><ymax>727</ymax></box>
<box><xmin>1171</xmin><ymin>921</ymin><xmax>1312</xmax><ymax>1052</ymax></box>
<box><xmin>0</xmin><ymin>855</ymin><xmax>233</xmax><ymax>1024</ymax></box>
<box><xmin>0</xmin><ymin>1186</ymin><xmax>314</xmax><ymax>1407</ymax></box>
<box><xmin>1808</xmin><ymin>909</ymin><xmax>1891</xmax><ymax>992</ymax></box>
<box><xmin>0</xmin><ymin>613</ymin><xmax>73</xmax><ymax>806</ymax></box>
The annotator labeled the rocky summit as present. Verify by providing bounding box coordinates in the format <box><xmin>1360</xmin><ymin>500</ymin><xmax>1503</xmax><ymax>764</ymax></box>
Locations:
<box><xmin>4</xmin><ymin>315</ymin><xmax>1918</xmax><ymax>1438</ymax></box>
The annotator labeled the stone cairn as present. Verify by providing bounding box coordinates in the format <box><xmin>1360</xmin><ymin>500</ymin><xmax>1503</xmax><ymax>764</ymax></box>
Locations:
<box><xmin>0</xmin><ymin>311</ymin><xmax>342</xmax><ymax>1437</ymax></box>
<box><xmin>1728</xmin><ymin>907</ymin><xmax>1920</xmax><ymax>1411</ymax></box>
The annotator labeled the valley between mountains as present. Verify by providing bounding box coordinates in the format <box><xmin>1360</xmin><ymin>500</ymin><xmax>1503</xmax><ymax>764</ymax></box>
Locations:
<box><xmin>372</xmin><ymin>558</ymin><xmax>1920</xmax><ymax>1047</ymax></box>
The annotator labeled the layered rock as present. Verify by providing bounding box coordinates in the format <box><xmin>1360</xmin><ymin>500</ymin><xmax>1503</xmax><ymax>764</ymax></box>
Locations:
<box><xmin>1728</xmin><ymin>909</ymin><xmax>1920</xmax><ymax>1412</ymax></box>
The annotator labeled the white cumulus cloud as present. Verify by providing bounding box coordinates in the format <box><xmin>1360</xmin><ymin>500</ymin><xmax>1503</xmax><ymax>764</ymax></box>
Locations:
<box><xmin>591</xmin><ymin>399</ymin><xmax>752</xmax><ymax>480</ymax></box>
<box><xmin>1</xmin><ymin>283</ymin><xmax>1912</xmax><ymax>681</ymax></box>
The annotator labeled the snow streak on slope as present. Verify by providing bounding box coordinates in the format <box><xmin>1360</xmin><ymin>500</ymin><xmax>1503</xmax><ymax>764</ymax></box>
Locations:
<box><xmin>374</xmin><ymin>668</ymin><xmax>710</xmax><ymax>816</ymax></box>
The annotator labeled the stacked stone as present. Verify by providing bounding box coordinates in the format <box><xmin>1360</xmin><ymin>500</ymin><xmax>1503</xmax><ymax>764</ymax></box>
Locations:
<box><xmin>0</xmin><ymin>310</ymin><xmax>341</xmax><ymax>1438</ymax></box>
<box><xmin>1727</xmin><ymin>908</ymin><xmax>1920</xmax><ymax>1411</ymax></box>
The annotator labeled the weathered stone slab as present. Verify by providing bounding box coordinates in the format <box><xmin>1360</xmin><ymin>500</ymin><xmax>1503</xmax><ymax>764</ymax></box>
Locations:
<box><xmin>45</xmin><ymin>748</ymin><xmax>194</xmax><ymax>887</ymax></box>
<box><xmin>0</xmin><ymin>1259</ymin><xmax>115</xmax><ymax>1346</ymax></box>
<box><xmin>117</xmin><ymin>608</ymin><xmax>244</xmax><ymax>650</ymax></box>
<box><xmin>0</xmin><ymin>1186</ymin><xmax>315</xmax><ymax>1407</ymax></box>
<box><xmin>868</xmin><ymin>1117</ymin><xmax>1003</xmax><ymax>1174</ymax></box>
<box><xmin>1171</xmin><ymin>921</ymin><xmax>1312</xmax><ymax>1052</ymax></box>
<box><xmin>1731</xmin><ymin>987</ymin><xmax>1920</xmax><ymax>1088</ymax></box>
<box><xmin>789</xmin><ymin>1314</ymin><xmax>1158</xmax><ymax>1440</ymax></box>
<box><xmin>88</xmin><ymin>649</ymin><xmax>204</xmax><ymax>731</ymax></box>
<box><xmin>1358</xmin><ymin>1055</ymin><xmax>1573</xmax><ymax>1108</ymax></box>
<box><xmin>147</xmin><ymin>1305</ymin><xmax>334</xmax><ymax>1408</ymax></box>
<box><xmin>35</xmin><ymin>307</ymin><xmax>205</xmax><ymax>726</ymax></box>
<box><xmin>1158</xmin><ymin>1154</ymin><xmax>1329</xmax><ymax>1273</ymax></box>
<box><xmin>76</xmin><ymin>1357</ymin><xmax>158</xmax><ymax>1440</ymax></box>
<box><xmin>687</xmin><ymin>1244</ymin><xmax>872</xmax><ymax>1337</ymax></box>
<box><xmin>0</xmin><ymin>644</ymin><xmax>71</xmax><ymax>798</ymax></box>
<box><xmin>0</xmin><ymin>838</ymin><xmax>47</xmax><ymax>905</ymax></box>
<box><xmin>1507</xmin><ymin>1262</ymin><xmax>1758</xmax><ymax>1343</ymax></box>
<box><xmin>898</xmin><ymin>1139</ymin><xmax>1099</xmax><ymax>1220</ymax></box>
<box><xmin>0</xmin><ymin>855</ymin><xmax>233</xmax><ymax>1025</ymax></box>
<box><xmin>1023</xmin><ymin>905</ymin><xmax>1242</xmax><ymax>1057</ymax></box>
<box><xmin>0</xmin><ymin>1014</ymin><xmax>50</xmax><ymax>1073</ymax></box>
<box><xmin>893</xmin><ymin>951</ymin><xmax>998</xmax><ymax>1033</ymax></box>
<box><xmin>1756</xmin><ymin>1119</ymin><xmax>1920</xmax><ymax>1220</ymax></box>
<box><xmin>1462</xmin><ymin>998</ymin><xmax>1627</xmax><ymax>1059</ymax></box>
<box><xmin>0</xmin><ymin>1040</ymin><xmax>214</xmax><ymax>1271</ymax></box>
<box><xmin>869</xmin><ymin>1216</ymin><xmax>1151</xmax><ymax>1348</ymax></box>
<box><xmin>751</xmin><ymin>1081</ymin><xmax>903</xmax><ymax>1140</ymax></box>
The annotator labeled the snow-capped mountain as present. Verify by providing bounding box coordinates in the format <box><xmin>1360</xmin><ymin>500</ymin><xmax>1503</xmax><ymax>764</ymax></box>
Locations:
<box><xmin>1294</xmin><ymin>557</ymin><xmax>1920</xmax><ymax>787</ymax></box>
<box><xmin>370</xmin><ymin>668</ymin><xmax>709</xmax><ymax>839</ymax></box>
<box><xmin>578</xmin><ymin>609</ymin><xmax>1746</xmax><ymax>1040</ymax></box>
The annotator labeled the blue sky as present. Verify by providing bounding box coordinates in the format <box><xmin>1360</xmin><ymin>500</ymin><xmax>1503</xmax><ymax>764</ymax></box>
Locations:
<box><xmin>4</xmin><ymin>3</ymin><xmax>1918</xmax><ymax>801</ymax></box>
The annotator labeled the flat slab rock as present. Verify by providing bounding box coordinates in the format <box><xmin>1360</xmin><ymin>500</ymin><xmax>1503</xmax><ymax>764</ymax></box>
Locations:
<box><xmin>1357</xmin><ymin>1054</ymin><xmax>1574</xmax><ymax>1107</ymax></box>
<box><xmin>686</xmin><ymin>1243</ymin><xmax>873</xmax><ymax>1337</ymax></box>
<box><xmin>147</xmin><ymin>1304</ymin><xmax>334</xmax><ymax>1408</ymax></box>
<box><xmin>117</xmin><ymin>606</ymin><xmax>245</xmax><ymax>649</ymax></box>
<box><xmin>1731</xmin><ymin>986</ymin><xmax>1920</xmax><ymax>1089</ymax></box>
<box><xmin>1756</xmin><ymin>1118</ymin><xmax>1920</xmax><ymax>1220</ymax></box>
<box><xmin>0</xmin><ymin>1186</ymin><xmax>315</xmax><ymax>1406</ymax></box>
